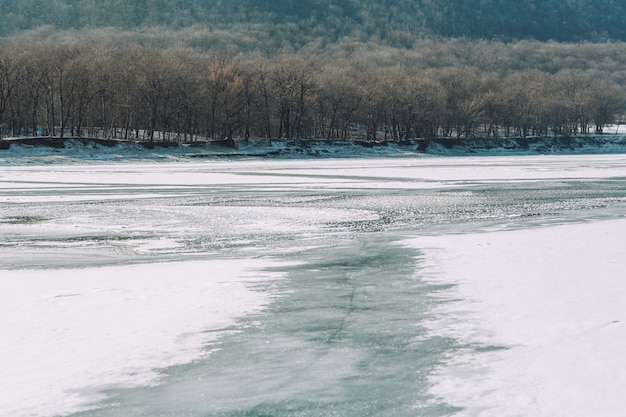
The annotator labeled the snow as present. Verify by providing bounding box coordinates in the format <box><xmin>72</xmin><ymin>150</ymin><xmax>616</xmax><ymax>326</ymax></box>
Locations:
<box><xmin>3</xmin><ymin>151</ymin><xmax>626</xmax><ymax>417</ymax></box>
<box><xmin>2</xmin><ymin>129</ymin><xmax>626</xmax><ymax>165</ymax></box>
<box><xmin>0</xmin><ymin>260</ymin><xmax>282</xmax><ymax>417</ymax></box>
<box><xmin>409</xmin><ymin>219</ymin><xmax>626</xmax><ymax>417</ymax></box>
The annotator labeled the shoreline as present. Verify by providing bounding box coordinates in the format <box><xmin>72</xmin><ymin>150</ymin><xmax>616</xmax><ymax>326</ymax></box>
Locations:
<box><xmin>2</xmin><ymin>135</ymin><xmax>626</xmax><ymax>160</ymax></box>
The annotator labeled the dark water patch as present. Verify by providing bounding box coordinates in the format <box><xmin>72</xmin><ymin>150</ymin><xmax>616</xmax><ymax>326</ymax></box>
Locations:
<box><xmin>0</xmin><ymin>215</ymin><xmax>47</xmax><ymax>224</ymax></box>
<box><xmin>474</xmin><ymin>345</ymin><xmax>509</xmax><ymax>353</ymax></box>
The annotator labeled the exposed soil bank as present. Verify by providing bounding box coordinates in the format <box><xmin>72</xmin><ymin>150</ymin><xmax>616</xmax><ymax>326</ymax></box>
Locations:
<box><xmin>2</xmin><ymin>135</ymin><xmax>626</xmax><ymax>158</ymax></box>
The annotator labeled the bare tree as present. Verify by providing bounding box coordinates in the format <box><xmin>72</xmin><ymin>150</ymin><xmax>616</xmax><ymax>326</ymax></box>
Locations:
<box><xmin>271</xmin><ymin>54</ymin><xmax>318</xmax><ymax>139</ymax></box>
<box><xmin>409</xmin><ymin>70</ymin><xmax>446</xmax><ymax>138</ymax></box>
<box><xmin>355</xmin><ymin>67</ymin><xmax>386</xmax><ymax>141</ymax></box>
<box><xmin>135</xmin><ymin>47</ymin><xmax>174</xmax><ymax>141</ymax></box>
<box><xmin>162</xmin><ymin>48</ymin><xmax>204</xmax><ymax>141</ymax></box>
<box><xmin>204</xmin><ymin>59</ymin><xmax>249</xmax><ymax>142</ymax></box>
<box><xmin>0</xmin><ymin>47</ymin><xmax>20</xmax><ymax>138</ymax></box>
<box><xmin>499</xmin><ymin>71</ymin><xmax>550</xmax><ymax>137</ymax></box>
<box><xmin>19</xmin><ymin>46</ymin><xmax>50</xmax><ymax>137</ymax></box>
<box><xmin>437</xmin><ymin>68</ymin><xmax>485</xmax><ymax>138</ymax></box>
<box><xmin>588</xmin><ymin>78</ymin><xmax>624</xmax><ymax>133</ymax></box>
<box><xmin>317</xmin><ymin>65</ymin><xmax>361</xmax><ymax>140</ymax></box>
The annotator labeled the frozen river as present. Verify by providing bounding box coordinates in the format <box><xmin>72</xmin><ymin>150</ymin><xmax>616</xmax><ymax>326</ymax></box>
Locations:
<box><xmin>2</xmin><ymin>155</ymin><xmax>626</xmax><ymax>417</ymax></box>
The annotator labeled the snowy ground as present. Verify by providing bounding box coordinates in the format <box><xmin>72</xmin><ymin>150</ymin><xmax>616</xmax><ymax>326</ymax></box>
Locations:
<box><xmin>2</xmin><ymin>154</ymin><xmax>626</xmax><ymax>416</ymax></box>
<box><xmin>0</xmin><ymin>261</ymin><xmax>281</xmax><ymax>417</ymax></box>
<box><xmin>2</xmin><ymin>126</ymin><xmax>626</xmax><ymax>164</ymax></box>
<box><xmin>411</xmin><ymin>219</ymin><xmax>626</xmax><ymax>417</ymax></box>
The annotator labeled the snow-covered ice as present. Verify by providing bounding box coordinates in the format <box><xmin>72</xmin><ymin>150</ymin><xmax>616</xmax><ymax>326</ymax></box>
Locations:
<box><xmin>2</xmin><ymin>153</ymin><xmax>626</xmax><ymax>417</ymax></box>
<box><xmin>411</xmin><ymin>219</ymin><xmax>626</xmax><ymax>417</ymax></box>
<box><xmin>0</xmin><ymin>260</ymin><xmax>281</xmax><ymax>417</ymax></box>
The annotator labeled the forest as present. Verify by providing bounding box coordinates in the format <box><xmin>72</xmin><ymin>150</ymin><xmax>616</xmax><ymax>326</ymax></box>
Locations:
<box><xmin>2</xmin><ymin>0</ymin><xmax>626</xmax><ymax>44</ymax></box>
<box><xmin>1</xmin><ymin>1</ymin><xmax>626</xmax><ymax>142</ymax></box>
<box><xmin>0</xmin><ymin>38</ymin><xmax>624</xmax><ymax>142</ymax></box>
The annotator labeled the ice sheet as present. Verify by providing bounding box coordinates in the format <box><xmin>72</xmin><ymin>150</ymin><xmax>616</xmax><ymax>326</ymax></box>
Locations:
<box><xmin>410</xmin><ymin>218</ymin><xmax>626</xmax><ymax>417</ymax></box>
<box><xmin>5</xmin><ymin>155</ymin><xmax>626</xmax><ymax>202</ymax></box>
<box><xmin>3</xmin><ymin>155</ymin><xmax>626</xmax><ymax>417</ymax></box>
<box><xmin>0</xmin><ymin>260</ymin><xmax>281</xmax><ymax>417</ymax></box>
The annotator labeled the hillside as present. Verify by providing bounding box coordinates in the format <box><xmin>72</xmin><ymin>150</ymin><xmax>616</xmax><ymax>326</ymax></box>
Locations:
<box><xmin>2</xmin><ymin>2</ymin><xmax>626</xmax><ymax>145</ymax></box>
<box><xmin>2</xmin><ymin>0</ymin><xmax>626</xmax><ymax>47</ymax></box>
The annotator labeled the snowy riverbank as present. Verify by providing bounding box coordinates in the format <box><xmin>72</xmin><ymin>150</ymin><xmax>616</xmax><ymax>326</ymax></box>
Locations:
<box><xmin>2</xmin><ymin>132</ymin><xmax>626</xmax><ymax>165</ymax></box>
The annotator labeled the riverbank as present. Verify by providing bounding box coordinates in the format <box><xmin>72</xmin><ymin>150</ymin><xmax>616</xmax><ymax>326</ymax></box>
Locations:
<box><xmin>2</xmin><ymin>134</ymin><xmax>626</xmax><ymax>163</ymax></box>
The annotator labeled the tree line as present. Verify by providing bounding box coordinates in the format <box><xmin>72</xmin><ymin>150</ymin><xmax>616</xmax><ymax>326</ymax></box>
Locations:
<box><xmin>0</xmin><ymin>42</ymin><xmax>624</xmax><ymax>142</ymax></box>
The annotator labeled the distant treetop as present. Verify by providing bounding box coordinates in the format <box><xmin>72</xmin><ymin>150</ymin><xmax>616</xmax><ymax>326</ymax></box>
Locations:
<box><xmin>1</xmin><ymin>0</ymin><xmax>625</xmax><ymax>46</ymax></box>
